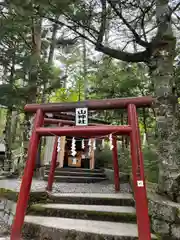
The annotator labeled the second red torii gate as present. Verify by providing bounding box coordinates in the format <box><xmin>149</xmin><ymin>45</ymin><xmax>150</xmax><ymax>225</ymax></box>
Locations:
<box><xmin>44</xmin><ymin>116</ymin><xmax>122</xmax><ymax>193</ymax></box>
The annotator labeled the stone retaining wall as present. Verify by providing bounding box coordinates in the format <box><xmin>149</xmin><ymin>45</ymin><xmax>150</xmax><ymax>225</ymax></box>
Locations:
<box><xmin>0</xmin><ymin>198</ymin><xmax>16</xmax><ymax>225</ymax></box>
<box><xmin>148</xmin><ymin>192</ymin><xmax>180</xmax><ymax>239</ymax></box>
<box><xmin>129</xmin><ymin>177</ymin><xmax>180</xmax><ymax>239</ymax></box>
<box><xmin>104</xmin><ymin>168</ymin><xmax>129</xmax><ymax>183</ymax></box>
<box><xmin>0</xmin><ymin>188</ymin><xmax>48</xmax><ymax>227</ymax></box>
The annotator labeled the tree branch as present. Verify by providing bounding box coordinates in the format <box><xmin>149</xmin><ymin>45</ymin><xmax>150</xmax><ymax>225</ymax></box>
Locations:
<box><xmin>107</xmin><ymin>0</ymin><xmax>150</xmax><ymax>48</ymax></box>
<box><xmin>95</xmin><ymin>44</ymin><xmax>150</xmax><ymax>63</ymax></box>
<box><xmin>47</xmin><ymin>16</ymin><xmax>97</xmax><ymax>45</ymax></box>
<box><xmin>172</xmin><ymin>11</ymin><xmax>180</xmax><ymax>22</ymax></box>
<box><xmin>139</xmin><ymin>2</ymin><xmax>155</xmax><ymax>42</ymax></box>
<box><xmin>0</xmin><ymin>11</ymin><xmax>32</xmax><ymax>50</ymax></box>
<box><xmin>47</xmin><ymin>12</ymin><xmax>151</xmax><ymax>63</ymax></box>
<box><xmin>170</xmin><ymin>1</ymin><xmax>180</xmax><ymax>15</ymax></box>
<box><xmin>63</xmin><ymin>12</ymin><xmax>98</xmax><ymax>41</ymax></box>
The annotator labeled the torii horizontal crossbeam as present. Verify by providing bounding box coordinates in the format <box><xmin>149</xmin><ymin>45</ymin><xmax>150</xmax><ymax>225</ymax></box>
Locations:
<box><xmin>24</xmin><ymin>96</ymin><xmax>153</xmax><ymax>113</ymax></box>
<box><xmin>44</xmin><ymin>118</ymin><xmax>104</xmax><ymax>126</ymax></box>
<box><xmin>36</xmin><ymin>125</ymin><xmax>132</xmax><ymax>136</ymax></box>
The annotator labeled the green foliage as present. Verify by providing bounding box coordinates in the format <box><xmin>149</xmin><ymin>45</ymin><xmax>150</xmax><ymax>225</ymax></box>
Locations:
<box><xmin>143</xmin><ymin>146</ymin><xmax>158</xmax><ymax>183</ymax></box>
<box><xmin>89</xmin><ymin>60</ymin><xmax>151</xmax><ymax>99</ymax></box>
<box><xmin>96</xmin><ymin>142</ymin><xmax>159</xmax><ymax>183</ymax></box>
<box><xmin>50</xmin><ymin>88</ymin><xmax>80</xmax><ymax>102</ymax></box>
<box><xmin>95</xmin><ymin>146</ymin><xmax>113</xmax><ymax>168</ymax></box>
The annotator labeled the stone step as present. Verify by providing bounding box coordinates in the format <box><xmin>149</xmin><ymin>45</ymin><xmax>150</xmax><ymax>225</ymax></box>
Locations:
<box><xmin>44</xmin><ymin>170</ymin><xmax>106</xmax><ymax>178</ymax></box>
<box><xmin>45</xmin><ymin>166</ymin><xmax>104</xmax><ymax>173</ymax></box>
<box><xmin>29</xmin><ymin>203</ymin><xmax>137</xmax><ymax>223</ymax></box>
<box><xmin>47</xmin><ymin>193</ymin><xmax>135</xmax><ymax>206</ymax></box>
<box><xmin>44</xmin><ymin>175</ymin><xmax>107</xmax><ymax>183</ymax></box>
<box><xmin>23</xmin><ymin>216</ymin><xmax>157</xmax><ymax>239</ymax></box>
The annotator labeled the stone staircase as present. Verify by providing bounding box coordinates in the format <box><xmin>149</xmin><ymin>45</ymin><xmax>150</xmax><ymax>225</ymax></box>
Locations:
<box><xmin>44</xmin><ymin>167</ymin><xmax>108</xmax><ymax>183</ymax></box>
<box><xmin>23</xmin><ymin>192</ymin><xmax>157</xmax><ymax>239</ymax></box>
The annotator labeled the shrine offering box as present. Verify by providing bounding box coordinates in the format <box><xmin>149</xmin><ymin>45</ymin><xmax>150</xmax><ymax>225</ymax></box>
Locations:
<box><xmin>68</xmin><ymin>151</ymin><xmax>82</xmax><ymax>167</ymax></box>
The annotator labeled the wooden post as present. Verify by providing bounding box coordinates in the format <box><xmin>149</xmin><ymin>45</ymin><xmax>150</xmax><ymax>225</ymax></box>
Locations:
<box><xmin>44</xmin><ymin>136</ymin><xmax>55</xmax><ymax>165</ymax></box>
<box><xmin>112</xmin><ymin>136</ymin><xmax>120</xmax><ymax>192</ymax></box>
<box><xmin>58</xmin><ymin>136</ymin><xmax>66</xmax><ymax>168</ymax></box>
<box><xmin>46</xmin><ymin>136</ymin><xmax>59</xmax><ymax>191</ymax></box>
<box><xmin>90</xmin><ymin>139</ymin><xmax>95</xmax><ymax>169</ymax></box>
<box><xmin>46</xmin><ymin>123</ymin><xmax>62</xmax><ymax>191</ymax></box>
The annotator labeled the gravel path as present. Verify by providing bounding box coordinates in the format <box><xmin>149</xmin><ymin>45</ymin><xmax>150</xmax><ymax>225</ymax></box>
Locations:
<box><xmin>0</xmin><ymin>179</ymin><xmax>132</xmax><ymax>193</ymax></box>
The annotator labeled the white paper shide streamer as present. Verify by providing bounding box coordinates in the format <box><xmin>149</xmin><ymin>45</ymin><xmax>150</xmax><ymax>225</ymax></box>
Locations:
<box><xmin>88</xmin><ymin>139</ymin><xmax>91</xmax><ymax>147</ymax></box>
<box><xmin>88</xmin><ymin>139</ymin><xmax>91</xmax><ymax>156</ymax></box>
<box><xmin>81</xmin><ymin>139</ymin><xmax>85</xmax><ymax>149</ymax></box>
<box><xmin>57</xmin><ymin>137</ymin><xmax>61</xmax><ymax>152</ymax></box>
<box><xmin>93</xmin><ymin>139</ymin><xmax>96</xmax><ymax>150</ymax></box>
<box><xmin>71</xmin><ymin>137</ymin><xmax>77</xmax><ymax>157</ymax></box>
<box><xmin>109</xmin><ymin>134</ymin><xmax>114</xmax><ymax>150</ymax></box>
<box><xmin>101</xmin><ymin>139</ymin><xmax>105</xmax><ymax>149</ymax></box>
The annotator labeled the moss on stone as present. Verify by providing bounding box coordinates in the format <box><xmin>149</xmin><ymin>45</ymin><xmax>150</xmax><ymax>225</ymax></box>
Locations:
<box><xmin>0</xmin><ymin>188</ymin><xmax>18</xmax><ymax>201</ymax></box>
<box><xmin>29</xmin><ymin>191</ymin><xmax>48</xmax><ymax>204</ymax></box>
<box><xmin>0</xmin><ymin>187</ymin><xmax>49</xmax><ymax>211</ymax></box>
<box><xmin>29</xmin><ymin>204</ymin><xmax>137</xmax><ymax>223</ymax></box>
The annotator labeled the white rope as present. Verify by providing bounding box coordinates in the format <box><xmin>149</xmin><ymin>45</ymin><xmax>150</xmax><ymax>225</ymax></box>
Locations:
<box><xmin>101</xmin><ymin>139</ymin><xmax>105</xmax><ymax>149</ymax></box>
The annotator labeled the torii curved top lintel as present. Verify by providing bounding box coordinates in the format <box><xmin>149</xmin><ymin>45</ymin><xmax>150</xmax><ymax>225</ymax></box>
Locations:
<box><xmin>24</xmin><ymin>96</ymin><xmax>154</xmax><ymax>113</ymax></box>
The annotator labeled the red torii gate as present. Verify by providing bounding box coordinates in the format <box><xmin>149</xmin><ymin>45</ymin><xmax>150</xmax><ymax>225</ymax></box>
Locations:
<box><xmin>10</xmin><ymin>96</ymin><xmax>153</xmax><ymax>240</ymax></box>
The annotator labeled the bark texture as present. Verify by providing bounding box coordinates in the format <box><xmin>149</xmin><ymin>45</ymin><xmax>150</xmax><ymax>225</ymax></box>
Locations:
<box><xmin>151</xmin><ymin>0</ymin><xmax>179</xmax><ymax>201</ymax></box>
<box><xmin>4</xmin><ymin>107</ymin><xmax>13</xmax><ymax>171</ymax></box>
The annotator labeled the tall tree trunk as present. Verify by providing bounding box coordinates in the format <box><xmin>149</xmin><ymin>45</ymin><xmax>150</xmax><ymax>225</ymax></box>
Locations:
<box><xmin>82</xmin><ymin>30</ymin><xmax>88</xmax><ymax>100</ymax></box>
<box><xmin>151</xmin><ymin>0</ymin><xmax>178</xmax><ymax>201</ymax></box>
<box><xmin>39</xmin><ymin>20</ymin><xmax>59</xmax><ymax>170</ymax></box>
<box><xmin>23</xmin><ymin>16</ymin><xmax>42</xmax><ymax>162</ymax></box>
<box><xmin>142</xmin><ymin>108</ymin><xmax>149</xmax><ymax>145</ymax></box>
<box><xmin>4</xmin><ymin>107</ymin><xmax>13</xmax><ymax>171</ymax></box>
<box><xmin>4</xmin><ymin>54</ymin><xmax>15</xmax><ymax>171</ymax></box>
<box><xmin>29</xmin><ymin>16</ymin><xmax>42</xmax><ymax>103</ymax></box>
<box><xmin>42</xmin><ymin>19</ymin><xmax>59</xmax><ymax>103</ymax></box>
<box><xmin>11</xmin><ymin>111</ymin><xmax>19</xmax><ymax>144</ymax></box>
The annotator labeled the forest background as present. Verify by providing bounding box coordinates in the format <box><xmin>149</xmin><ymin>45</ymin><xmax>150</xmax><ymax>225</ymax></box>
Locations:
<box><xmin>0</xmin><ymin>0</ymin><xmax>180</xmax><ymax>200</ymax></box>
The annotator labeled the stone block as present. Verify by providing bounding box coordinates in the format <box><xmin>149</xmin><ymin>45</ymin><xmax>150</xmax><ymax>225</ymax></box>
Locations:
<box><xmin>148</xmin><ymin>192</ymin><xmax>180</xmax><ymax>223</ymax></box>
<box><xmin>149</xmin><ymin>199</ymin><xmax>176</xmax><ymax>222</ymax></box>
<box><xmin>104</xmin><ymin>168</ymin><xmax>129</xmax><ymax>183</ymax></box>
<box><xmin>6</xmin><ymin>200</ymin><xmax>16</xmax><ymax>214</ymax></box>
<box><xmin>0</xmin><ymin>200</ymin><xmax>5</xmax><ymax>210</ymax></box>
<box><xmin>3</xmin><ymin>213</ymin><xmax>9</xmax><ymax>223</ymax></box>
<box><xmin>8</xmin><ymin>214</ymin><xmax>14</xmax><ymax>225</ymax></box>
<box><xmin>0</xmin><ymin>210</ymin><xmax>4</xmax><ymax>218</ymax></box>
<box><xmin>151</xmin><ymin>218</ymin><xmax>170</xmax><ymax>235</ymax></box>
<box><xmin>171</xmin><ymin>224</ymin><xmax>180</xmax><ymax>239</ymax></box>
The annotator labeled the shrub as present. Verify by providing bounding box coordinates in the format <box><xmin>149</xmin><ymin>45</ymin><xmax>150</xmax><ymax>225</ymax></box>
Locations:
<box><xmin>95</xmin><ymin>142</ymin><xmax>158</xmax><ymax>183</ymax></box>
